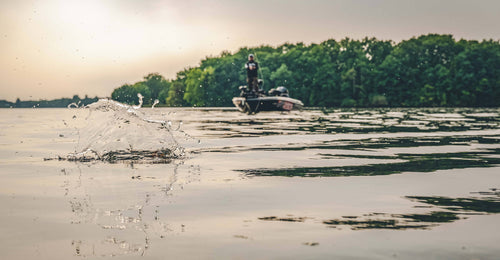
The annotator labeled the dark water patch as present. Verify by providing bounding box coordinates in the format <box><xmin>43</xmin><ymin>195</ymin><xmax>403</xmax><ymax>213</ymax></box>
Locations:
<box><xmin>395</xmin><ymin>211</ymin><xmax>460</xmax><ymax>223</ymax></box>
<box><xmin>234</xmin><ymin>235</ymin><xmax>251</xmax><ymax>240</ymax></box>
<box><xmin>318</xmin><ymin>154</ymin><xmax>398</xmax><ymax>160</ymax></box>
<box><xmin>407</xmin><ymin>193</ymin><xmax>500</xmax><ymax>214</ymax></box>
<box><xmin>261</xmin><ymin>189</ymin><xmax>498</xmax><ymax>231</ymax></box>
<box><xmin>323</xmin><ymin>217</ymin><xmax>432</xmax><ymax>230</ymax></box>
<box><xmin>322</xmin><ymin>211</ymin><xmax>460</xmax><ymax>230</ymax></box>
<box><xmin>329</xmin><ymin>150</ymin><xmax>500</xmax><ymax>161</ymax></box>
<box><xmin>470</xmin><ymin>188</ymin><xmax>500</xmax><ymax>196</ymax></box>
<box><xmin>197</xmin><ymin>122</ymin><xmax>499</xmax><ymax>137</ymax></box>
<box><xmin>315</xmin><ymin>135</ymin><xmax>500</xmax><ymax>151</ymax></box>
<box><xmin>240</xmin><ymin>146</ymin><xmax>500</xmax><ymax>177</ymax></box>
<box><xmin>192</xmin><ymin>108</ymin><xmax>500</xmax><ymax>137</ymax></box>
<box><xmin>196</xmin><ymin>135</ymin><xmax>500</xmax><ymax>154</ymax></box>
<box><xmin>199</xmin><ymin>119</ymin><xmax>267</xmax><ymax>127</ymax></box>
<box><xmin>302</xmin><ymin>242</ymin><xmax>319</xmax><ymax>246</ymax></box>
<box><xmin>258</xmin><ymin>216</ymin><xmax>307</xmax><ymax>222</ymax></box>
<box><xmin>242</xmin><ymin>156</ymin><xmax>500</xmax><ymax>178</ymax></box>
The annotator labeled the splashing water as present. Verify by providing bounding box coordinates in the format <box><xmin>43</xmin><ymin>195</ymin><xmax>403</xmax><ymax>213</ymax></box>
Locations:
<box><xmin>152</xmin><ymin>99</ymin><xmax>160</xmax><ymax>108</ymax></box>
<box><xmin>66</xmin><ymin>96</ymin><xmax>185</xmax><ymax>163</ymax></box>
<box><xmin>132</xmin><ymin>93</ymin><xmax>144</xmax><ymax>110</ymax></box>
<box><xmin>67</xmin><ymin>101</ymin><xmax>81</xmax><ymax>109</ymax></box>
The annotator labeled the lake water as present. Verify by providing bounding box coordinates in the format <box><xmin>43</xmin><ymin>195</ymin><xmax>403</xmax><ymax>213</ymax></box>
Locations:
<box><xmin>1</xmin><ymin>103</ymin><xmax>499</xmax><ymax>259</ymax></box>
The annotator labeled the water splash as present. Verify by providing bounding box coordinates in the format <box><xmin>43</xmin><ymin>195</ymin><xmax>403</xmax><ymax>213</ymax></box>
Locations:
<box><xmin>67</xmin><ymin>101</ymin><xmax>81</xmax><ymax>109</ymax></box>
<box><xmin>132</xmin><ymin>93</ymin><xmax>144</xmax><ymax>110</ymax></box>
<box><xmin>152</xmin><ymin>99</ymin><xmax>160</xmax><ymax>108</ymax></box>
<box><xmin>65</xmin><ymin>97</ymin><xmax>185</xmax><ymax>163</ymax></box>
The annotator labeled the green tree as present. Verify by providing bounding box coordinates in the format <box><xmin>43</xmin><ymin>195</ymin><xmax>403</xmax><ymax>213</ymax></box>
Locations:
<box><xmin>111</xmin><ymin>84</ymin><xmax>135</xmax><ymax>104</ymax></box>
<box><xmin>183</xmin><ymin>66</ymin><xmax>215</xmax><ymax>106</ymax></box>
<box><xmin>108</xmin><ymin>34</ymin><xmax>500</xmax><ymax>108</ymax></box>
<box><xmin>166</xmin><ymin>82</ymin><xmax>186</xmax><ymax>106</ymax></box>
<box><xmin>111</xmin><ymin>83</ymin><xmax>151</xmax><ymax>105</ymax></box>
<box><xmin>143</xmin><ymin>73</ymin><xmax>169</xmax><ymax>103</ymax></box>
<box><xmin>270</xmin><ymin>63</ymin><xmax>292</xmax><ymax>86</ymax></box>
<box><xmin>132</xmin><ymin>82</ymin><xmax>151</xmax><ymax>105</ymax></box>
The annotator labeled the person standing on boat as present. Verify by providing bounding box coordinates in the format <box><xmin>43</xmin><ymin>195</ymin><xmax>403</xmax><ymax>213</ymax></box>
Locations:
<box><xmin>245</xmin><ymin>54</ymin><xmax>259</xmax><ymax>92</ymax></box>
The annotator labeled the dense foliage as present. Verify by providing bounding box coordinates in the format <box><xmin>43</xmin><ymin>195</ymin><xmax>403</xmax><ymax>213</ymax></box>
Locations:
<box><xmin>111</xmin><ymin>34</ymin><xmax>500</xmax><ymax>107</ymax></box>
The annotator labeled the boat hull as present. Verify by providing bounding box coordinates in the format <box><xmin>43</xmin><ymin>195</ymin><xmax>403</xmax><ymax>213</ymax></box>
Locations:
<box><xmin>232</xmin><ymin>96</ymin><xmax>304</xmax><ymax>114</ymax></box>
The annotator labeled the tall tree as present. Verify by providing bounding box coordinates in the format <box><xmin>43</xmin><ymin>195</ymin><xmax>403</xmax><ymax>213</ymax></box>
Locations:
<box><xmin>143</xmin><ymin>73</ymin><xmax>169</xmax><ymax>103</ymax></box>
<box><xmin>166</xmin><ymin>82</ymin><xmax>186</xmax><ymax>106</ymax></box>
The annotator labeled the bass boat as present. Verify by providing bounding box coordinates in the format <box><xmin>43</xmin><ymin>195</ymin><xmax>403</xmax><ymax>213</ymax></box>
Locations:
<box><xmin>232</xmin><ymin>85</ymin><xmax>304</xmax><ymax>114</ymax></box>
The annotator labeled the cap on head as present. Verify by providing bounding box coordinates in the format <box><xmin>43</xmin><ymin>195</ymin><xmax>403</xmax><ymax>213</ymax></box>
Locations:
<box><xmin>248</xmin><ymin>54</ymin><xmax>254</xmax><ymax>58</ymax></box>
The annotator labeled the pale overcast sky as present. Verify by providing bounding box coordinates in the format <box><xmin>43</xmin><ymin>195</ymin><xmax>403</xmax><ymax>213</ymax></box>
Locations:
<box><xmin>1</xmin><ymin>0</ymin><xmax>499</xmax><ymax>101</ymax></box>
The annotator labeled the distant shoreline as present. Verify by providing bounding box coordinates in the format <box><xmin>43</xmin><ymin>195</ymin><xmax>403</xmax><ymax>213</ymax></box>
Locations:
<box><xmin>0</xmin><ymin>95</ymin><xmax>100</xmax><ymax>108</ymax></box>
<box><xmin>1</xmin><ymin>100</ymin><xmax>499</xmax><ymax>109</ymax></box>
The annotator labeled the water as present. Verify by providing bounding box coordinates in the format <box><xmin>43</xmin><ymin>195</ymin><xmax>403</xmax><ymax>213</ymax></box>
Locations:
<box><xmin>63</xmin><ymin>98</ymin><xmax>186</xmax><ymax>162</ymax></box>
<box><xmin>0</xmin><ymin>106</ymin><xmax>499</xmax><ymax>259</ymax></box>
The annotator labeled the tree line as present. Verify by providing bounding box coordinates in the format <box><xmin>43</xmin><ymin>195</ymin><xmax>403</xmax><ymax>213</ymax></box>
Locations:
<box><xmin>0</xmin><ymin>95</ymin><xmax>99</xmax><ymax>108</ymax></box>
<box><xmin>111</xmin><ymin>34</ymin><xmax>500</xmax><ymax>107</ymax></box>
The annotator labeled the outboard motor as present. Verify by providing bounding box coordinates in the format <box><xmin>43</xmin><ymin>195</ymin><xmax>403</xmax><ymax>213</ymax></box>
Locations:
<box><xmin>268</xmin><ymin>86</ymin><xmax>289</xmax><ymax>97</ymax></box>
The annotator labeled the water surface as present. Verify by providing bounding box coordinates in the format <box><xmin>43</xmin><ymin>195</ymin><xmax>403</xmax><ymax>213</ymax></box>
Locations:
<box><xmin>0</xmin><ymin>107</ymin><xmax>499</xmax><ymax>259</ymax></box>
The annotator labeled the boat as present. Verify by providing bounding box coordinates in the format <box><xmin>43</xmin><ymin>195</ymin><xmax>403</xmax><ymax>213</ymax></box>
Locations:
<box><xmin>232</xmin><ymin>84</ymin><xmax>304</xmax><ymax>114</ymax></box>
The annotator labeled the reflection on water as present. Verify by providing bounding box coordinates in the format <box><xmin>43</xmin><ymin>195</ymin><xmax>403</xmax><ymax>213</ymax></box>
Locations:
<box><xmin>241</xmin><ymin>148</ymin><xmax>500</xmax><ymax>177</ymax></box>
<box><xmin>3</xmin><ymin>106</ymin><xmax>500</xmax><ymax>259</ymax></box>
<box><xmin>321</xmin><ymin>211</ymin><xmax>460</xmax><ymax>230</ymax></box>
<box><xmin>58</xmin><ymin>107</ymin><xmax>499</xmax><ymax>257</ymax></box>
<box><xmin>260</xmin><ymin>188</ymin><xmax>499</xmax><ymax>231</ymax></box>
<box><xmin>194</xmin><ymin>108</ymin><xmax>500</xmax><ymax>138</ymax></box>
<box><xmin>407</xmin><ymin>189</ymin><xmax>500</xmax><ymax>214</ymax></box>
<box><xmin>258</xmin><ymin>216</ymin><xmax>307</xmax><ymax>222</ymax></box>
<box><xmin>61</xmin><ymin>163</ymin><xmax>198</xmax><ymax>257</ymax></box>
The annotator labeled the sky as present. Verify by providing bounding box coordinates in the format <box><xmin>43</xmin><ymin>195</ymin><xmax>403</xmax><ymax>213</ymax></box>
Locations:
<box><xmin>1</xmin><ymin>0</ymin><xmax>499</xmax><ymax>101</ymax></box>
